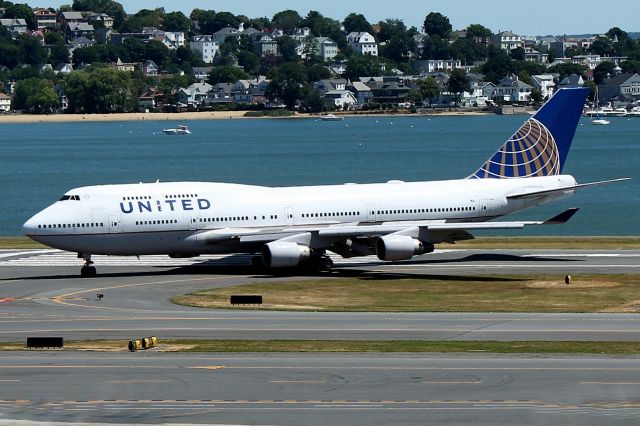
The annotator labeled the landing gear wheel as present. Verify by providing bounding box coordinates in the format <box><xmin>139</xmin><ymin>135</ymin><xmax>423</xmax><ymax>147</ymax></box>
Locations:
<box><xmin>80</xmin><ymin>265</ymin><xmax>96</xmax><ymax>277</ymax></box>
<box><xmin>320</xmin><ymin>257</ymin><xmax>333</xmax><ymax>271</ymax></box>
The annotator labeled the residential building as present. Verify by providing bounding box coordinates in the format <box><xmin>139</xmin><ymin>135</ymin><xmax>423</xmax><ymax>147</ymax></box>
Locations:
<box><xmin>531</xmin><ymin>74</ymin><xmax>555</xmax><ymax>100</ymax></box>
<box><xmin>0</xmin><ymin>18</ymin><xmax>28</xmax><ymax>36</ymax></box>
<box><xmin>138</xmin><ymin>94</ymin><xmax>156</xmax><ymax>112</ymax></box>
<box><xmin>346</xmin><ymin>32</ymin><xmax>378</xmax><ymax>56</ymax></box>
<box><xmin>346</xmin><ymin>81</ymin><xmax>373</xmax><ymax>105</ymax></box>
<box><xmin>413</xmin><ymin>59</ymin><xmax>463</xmax><ymax>74</ymax></box>
<box><xmin>192</xmin><ymin>66</ymin><xmax>213</xmax><ymax>82</ymax></box>
<box><xmin>207</xmin><ymin>83</ymin><xmax>234</xmax><ymax>103</ymax></box>
<box><xmin>190</xmin><ymin>35</ymin><xmax>219</xmax><ymax>64</ymax></box>
<box><xmin>142</xmin><ymin>60</ymin><xmax>158</xmax><ymax>76</ymax></box>
<box><xmin>54</xmin><ymin>63</ymin><xmax>73</xmax><ymax>75</ymax></box>
<box><xmin>492</xmin><ymin>31</ymin><xmax>523</xmax><ymax>51</ymax></box>
<box><xmin>314</xmin><ymin>79</ymin><xmax>348</xmax><ymax>95</ymax></box>
<box><xmin>58</xmin><ymin>11</ymin><xmax>84</xmax><ymax>30</ymax></box>
<box><xmin>524</xmin><ymin>47</ymin><xmax>548</xmax><ymax>64</ymax></box>
<box><xmin>323</xmin><ymin>90</ymin><xmax>358</xmax><ymax>109</ymax></box>
<box><xmin>112</xmin><ymin>58</ymin><xmax>135</xmax><ymax>72</ymax></box>
<box><xmin>33</xmin><ymin>8</ymin><xmax>56</xmax><ymax>29</ymax></box>
<box><xmin>599</xmin><ymin>73</ymin><xmax>640</xmax><ymax>103</ymax></box>
<box><xmin>0</xmin><ymin>93</ymin><xmax>11</xmax><ymax>112</ymax></box>
<box><xmin>368</xmin><ymin>81</ymin><xmax>411</xmax><ymax>104</ymax></box>
<box><xmin>315</xmin><ymin>37</ymin><xmax>338</xmax><ymax>61</ymax></box>
<box><xmin>212</xmin><ymin>26</ymin><xmax>239</xmax><ymax>44</ymax></box>
<box><xmin>162</xmin><ymin>32</ymin><xmax>185</xmax><ymax>49</ymax></box>
<box><xmin>557</xmin><ymin>74</ymin><xmax>584</xmax><ymax>89</ymax></box>
<box><xmin>87</xmin><ymin>12</ymin><xmax>113</xmax><ymax>29</ymax></box>
<box><xmin>66</xmin><ymin>22</ymin><xmax>94</xmax><ymax>40</ymax></box>
<box><xmin>491</xmin><ymin>76</ymin><xmax>532</xmax><ymax>102</ymax></box>
<box><xmin>178</xmin><ymin>82</ymin><xmax>213</xmax><ymax>106</ymax></box>
<box><xmin>251</xmin><ymin>32</ymin><xmax>278</xmax><ymax>57</ymax></box>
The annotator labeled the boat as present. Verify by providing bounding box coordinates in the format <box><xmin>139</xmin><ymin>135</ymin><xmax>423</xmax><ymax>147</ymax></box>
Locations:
<box><xmin>162</xmin><ymin>125</ymin><xmax>191</xmax><ymax>135</ymax></box>
<box><xmin>321</xmin><ymin>114</ymin><xmax>343</xmax><ymax>121</ymax></box>
<box><xmin>592</xmin><ymin>118</ymin><xmax>610</xmax><ymax>125</ymax></box>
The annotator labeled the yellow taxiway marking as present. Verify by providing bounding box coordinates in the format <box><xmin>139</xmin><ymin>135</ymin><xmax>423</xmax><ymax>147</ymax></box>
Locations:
<box><xmin>0</xmin><ymin>379</ymin><xmax>19</xmax><ymax>382</ymax></box>
<box><xmin>188</xmin><ymin>366</ymin><xmax>225</xmax><ymax>370</ymax></box>
<box><xmin>422</xmin><ymin>380</ymin><xmax>483</xmax><ymax>384</ymax></box>
<box><xmin>581</xmin><ymin>381</ymin><xmax>640</xmax><ymax>385</ymax></box>
<box><xmin>268</xmin><ymin>380</ymin><xmax>327</xmax><ymax>384</ymax></box>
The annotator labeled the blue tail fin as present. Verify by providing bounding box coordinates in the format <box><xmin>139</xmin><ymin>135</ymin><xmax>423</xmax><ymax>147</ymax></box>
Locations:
<box><xmin>469</xmin><ymin>87</ymin><xmax>589</xmax><ymax>179</ymax></box>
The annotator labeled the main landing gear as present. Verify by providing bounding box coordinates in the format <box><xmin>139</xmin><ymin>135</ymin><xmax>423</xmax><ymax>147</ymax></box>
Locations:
<box><xmin>79</xmin><ymin>254</ymin><xmax>96</xmax><ymax>277</ymax></box>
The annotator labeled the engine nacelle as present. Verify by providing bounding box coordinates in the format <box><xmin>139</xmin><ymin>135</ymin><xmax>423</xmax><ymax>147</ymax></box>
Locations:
<box><xmin>376</xmin><ymin>235</ymin><xmax>426</xmax><ymax>261</ymax></box>
<box><xmin>262</xmin><ymin>242</ymin><xmax>311</xmax><ymax>268</ymax></box>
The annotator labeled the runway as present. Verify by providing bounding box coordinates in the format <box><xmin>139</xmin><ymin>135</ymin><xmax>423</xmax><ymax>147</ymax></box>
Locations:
<box><xmin>1</xmin><ymin>249</ymin><xmax>640</xmax><ymax>342</ymax></box>
<box><xmin>1</xmin><ymin>352</ymin><xmax>640</xmax><ymax>425</ymax></box>
<box><xmin>1</xmin><ymin>248</ymin><xmax>639</xmax><ymax>424</ymax></box>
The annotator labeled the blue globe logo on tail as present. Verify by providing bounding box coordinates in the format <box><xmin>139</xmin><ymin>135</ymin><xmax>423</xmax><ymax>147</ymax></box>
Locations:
<box><xmin>469</xmin><ymin>87</ymin><xmax>589</xmax><ymax>179</ymax></box>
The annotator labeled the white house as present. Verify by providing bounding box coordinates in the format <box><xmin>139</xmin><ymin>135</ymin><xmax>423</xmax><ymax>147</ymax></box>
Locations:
<box><xmin>212</xmin><ymin>27</ymin><xmax>239</xmax><ymax>44</ymax></box>
<box><xmin>531</xmin><ymin>74</ymin><xmax>555</xmax><ymax>100</ymax></box>
<box><xmin>323</xmin><ymin>90</ymin><xmax>358</xmax><ymax>109</ymax></box>
<box><xmin>346</xmin><ymin>32</ymin><xmax>378</xmax><ymax>56</ymax></box>
<box><xmin>0</xmin><ymin>18</ymin><xmax>28</xmax><ymax>36</ymax></box>
<box><xmin>315</xmin><ymin>37</ymin><xmax>338</xmax><ymax>61</ymax></box>
<box><xmin>190</xmin><ymin>35</ymin><xmax>219</xmax><ymax>64</ymax></box>
<box><xmin>492</xmin><ymin>31</ymin><xmax>523</xmax><ymax>51</ymax></box>
<box><xmin>178</xmin><ymin>82</ymin><xmax>213</xmax><ymax>106</ymax></box>
<box><xmin>162</xmin><ymin>32</ymin><xmax>185</xmax><ymax>49</ymax></box>
<box><xmin>492</xmin><ymin>76</ymin><xmax>532</xmax><ymax>102</ymax></box>
<box><xmin>0</xmin><ymin>93</ymin><xmax>11</xmax><ymax>112</ymax></box>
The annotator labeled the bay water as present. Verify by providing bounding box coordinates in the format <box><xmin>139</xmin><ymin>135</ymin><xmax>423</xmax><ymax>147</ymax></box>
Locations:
<box><xmin>1</xmin><ymin>114</ymin><xmax>637</xmax><ymax>237</ymax></box>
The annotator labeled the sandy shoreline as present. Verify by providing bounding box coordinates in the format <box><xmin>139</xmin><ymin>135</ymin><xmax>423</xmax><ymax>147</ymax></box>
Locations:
<box><xmin>0</xmin><ymin>109</ymin><xmax>492</xmax><ymax>124</ymax></box>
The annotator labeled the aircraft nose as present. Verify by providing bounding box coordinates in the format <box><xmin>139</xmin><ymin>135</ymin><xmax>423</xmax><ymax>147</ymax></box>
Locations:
<box><xmin>22</xmin><ymin>215</ymin><xmax>38</xmax><ymax>236</ymax></box>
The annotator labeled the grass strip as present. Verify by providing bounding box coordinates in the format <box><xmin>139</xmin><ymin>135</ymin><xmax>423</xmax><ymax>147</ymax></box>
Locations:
<box><xmin>1</xmin><ymin>340</ymin><xmax>638</xmax><ymax>354</ymax></box>
<box><xmin>173</xmin><ymin>274</ymin><xmax>640</xmax><ymax>313</ymax></box>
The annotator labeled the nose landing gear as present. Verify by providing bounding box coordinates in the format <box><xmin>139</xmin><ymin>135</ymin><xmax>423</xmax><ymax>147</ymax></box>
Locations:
<box><xmin>79</xmin><ymin>254</ymin><xmax>96</xmax><ymax>277</ymax></box>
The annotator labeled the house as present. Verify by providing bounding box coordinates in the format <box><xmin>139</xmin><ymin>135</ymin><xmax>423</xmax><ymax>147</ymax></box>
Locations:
<box><xmin>192</xmin><ymin>66</ymin><xmax>213</xmax><ymax>82</ymax></box>
<box><xmin>491</xmin><ymin>76</ymin><xmax>532</xmax><ymax>102</ymax></box>
<box><xmin>87</xmin><ymin>12</ymin><xmax>113</xmax><ymax>29</ymax></box>
<box><xmin>68</xmin><ymin>36</ymin><xmax>94</xmax><ymax>49</ymax></box>
<box><xmin>94</xmin><ymin>28</ymin><xmax>114</xmax><ymax>43</ymax></box>
<box><xmin>368</xmin><ymin>81</ymin><xmax>411</xmax><ymax>104</ymax></box>
<box><xmin>0</xmin><ymin>18</ymin><xmax>28</xmax><ymax>36</ymax></box>
<box><xmin>314</xmin><ymin>37</ymin><xmax>338</xmax><ymax>62</ymax></box>
<box><xmin>54</xmin><ymin>63</ymin><xmax>73</xmax><ymax>75</ymax></box>
<box><xmin>251</xmin><ymin>33</ymin><xmax>278</xmax><ymax>57</ymax></box>
<box><xmin>66</xmin><ymin>22</ymin><xmax>94</xmax><ymax>40</ymax></box>
<box><xmin>524</xmin><ymin>47</ymin><xmax>548</xmax><ymax>64</ymax></box>
<box><xmin>413</xmin><ymin>59</ymin><xmax>463</xmax><ymax>74</ymax></box>
<box><xmin>33</xmin><ymin>8</ymin><xmax>57</xmax><ymax>29</ymax></box>
<box><xmin>212</xmin><ymin>26</ymin><xmax>239</xmax><ymax>44</ymax></box>
<box><xmin>190</xmin><ymin>35</ymin><xmax>219</xmax><ymax>64</ymax></box>
<box><xmin>492</xmin><ymin>30</ymin><xmax>523</xmax><ymax>51</ymax></box>
<box><xmin>531</xmin><ymin>74</ymin><xmax>555</xmax><ymax>100</ymax></box>
<box><xmin>138</xmin><ymin>94</ymin><xmax>156</xmax><ymax>112</ymax></box>
<box><xmin>207</xmin><ymin>83</ymin><xmax>234</xmax><ymax>103</ymax></box>
<box><xmin>58</xmin><ymin>11</ymin><xmax>84</xmax><ymax>30</ymax></box>
<box><xmin>314</xmin><ymin>79</ymin><xmax>348</xmax><ymax>95</ymax></box>
<box><xmin>346</xmin><ymin>32</ymin><xmax>378</xmax><ymax>56</ymax></box>
<box><xmin>557</xmin><ymin>73</ymin><xmax>584</xmax><ymax>89</ymax></box>
<box><xmin>346</xmin><ymin>81</ymin><xmax>373</xmax><ymax>105</ymax></box>
<box><xmin>0</xmin><ymin>93</ymin><xmax>11</xmax><ymax>112</ymax></box>
<box><xmin>142</xmin><ymin>60</ymin><xmax>158</xmax><ymax>76</ymax></box>
<box><xmin>113</xmin><ymin>58</ymin><xmax>135</xmax><ymax>72</ymax></box>
<box><xmin>162</xmin><ymin>32</ymin><xmax>185</xmax><ymax>49</ymax></box>
<box><xmin>323</xmin><ymin>90</ymin><xmax>358</xmax><ymax>109</ymax></box>
<box><xmin>178</xmin><ymin>82</ymin><xmax>213</xmax><ymax>106</ymax></box>
<box><xmin>599</xmin><ymin>73</ymin><xmax>640</xmax><ymax>103</ymax></box>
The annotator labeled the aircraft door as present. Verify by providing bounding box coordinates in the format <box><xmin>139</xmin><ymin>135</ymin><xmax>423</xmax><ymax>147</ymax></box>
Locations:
<box><xmin>108</xmin><ymin>214</ymin><xmax>120</xmax><ymax>233</ymax></box>
<box><xmin>188</xmin><ymin>213</ymin><xmax>198</xmax><ymax>230</ymax></box>
<box><xmin>366</xmin><ymin>204</ymin><xmax>376</xmax><ymax>222</ymax></box>
<box><xmin>284</xmin><ymin>207</ymin><xmax>294</xmax><ymax>226</ymax></box>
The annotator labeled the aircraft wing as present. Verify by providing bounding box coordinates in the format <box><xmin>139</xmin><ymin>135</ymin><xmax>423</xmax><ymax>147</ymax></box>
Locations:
<box><xmin>194</xmin><ymin>208</ymin><xmax>579</xmax><ymax>248</ymax></box>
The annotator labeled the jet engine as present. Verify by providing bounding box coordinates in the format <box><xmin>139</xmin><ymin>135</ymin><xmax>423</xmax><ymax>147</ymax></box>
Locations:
<box><xmin>262</xmin><ymin>242</ymin><xmax>311</xmax><ymax>268</ymax></box>
<box><xmin>376</xmin><ymin>235</ymin><xmax>429</xmax><ymax>261</ymax></box>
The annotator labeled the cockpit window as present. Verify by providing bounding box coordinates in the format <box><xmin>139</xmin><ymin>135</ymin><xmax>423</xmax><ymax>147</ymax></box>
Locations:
<box><xmin>59</xmin><ymin>195</ymin><xmax>80</xmax><ymax>201</ymax></box>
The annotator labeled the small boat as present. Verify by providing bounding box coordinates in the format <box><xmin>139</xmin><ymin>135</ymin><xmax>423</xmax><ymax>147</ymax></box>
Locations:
<box><xmin>592</xmin><ymin>118</ymin><xmax>610</xmax><ymax>125</ymax></box>
<box><xmin>321</xmin><ymin>114</ymin><xmax>343</xmax><ymax>121</ymax></box>
<box><xmin>162</xmin><ymin>125</ymin><xmax>191</xmax><ymax>135</ymax></box>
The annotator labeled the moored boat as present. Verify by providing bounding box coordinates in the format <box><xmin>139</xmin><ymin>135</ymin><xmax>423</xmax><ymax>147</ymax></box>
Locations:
<box><xmin>162</xmin><ymin>125</ymin><xmax>191</xmax><ymax>135</ymax></box>
<box><xmin>321</xmin><ymin>114</ymin><xmax>343</xmax><ymax>121</ymax></box>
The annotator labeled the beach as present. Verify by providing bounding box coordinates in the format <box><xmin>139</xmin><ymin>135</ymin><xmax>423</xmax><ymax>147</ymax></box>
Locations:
<box><xmin>0</xmin><ymin>109</ymin><xmax>493</xmax><ymax>124</ymax></box>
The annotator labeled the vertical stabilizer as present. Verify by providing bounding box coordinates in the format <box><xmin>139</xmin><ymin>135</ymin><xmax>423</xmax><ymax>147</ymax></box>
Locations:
<box><xmin>470</xmin><ymin>87</ymin><xmax>589</xmax><ymax>179</ymax></box>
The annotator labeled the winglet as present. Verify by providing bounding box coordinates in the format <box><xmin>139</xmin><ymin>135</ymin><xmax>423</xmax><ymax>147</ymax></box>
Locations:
<box><xmin>543</xmin><ymin>208</ymin><xmax>580</xmax><ymax>225</ymax></box>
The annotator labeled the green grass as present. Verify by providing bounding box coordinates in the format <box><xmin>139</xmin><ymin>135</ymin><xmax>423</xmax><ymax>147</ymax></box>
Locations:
<box><xmin>173</xmin><ymin>274</ymin><xmax>640</xmax><ymax>313</ymax></box>
<box><xmin>0</xmin><ymin>237</ymin><xmax>46</xmax><ymax>249</ymax></box>
<box><xmin>1</xmin><ymin>339</ymin><xmax>639</xmax><ymax>354</ymax></box>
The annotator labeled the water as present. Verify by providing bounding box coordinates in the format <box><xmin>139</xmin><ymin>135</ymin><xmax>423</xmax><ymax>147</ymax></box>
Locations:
<box><xmin>0</xmin><ymin>115</ymin><xmax>638</xmax><ymax>237</ymax></box>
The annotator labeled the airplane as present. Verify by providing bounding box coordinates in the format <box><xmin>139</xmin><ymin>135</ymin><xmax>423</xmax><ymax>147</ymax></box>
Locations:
<box><xmin>23</xmin><ymin>87</ymin><xmax>628</xmax><ymax>277</ymax></box>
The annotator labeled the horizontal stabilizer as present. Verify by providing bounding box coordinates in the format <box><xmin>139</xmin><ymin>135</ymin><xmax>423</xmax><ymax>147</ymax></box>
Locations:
<box><xmin>507</xmin><ymin>177</ymin><xmax>630</xmax><ymax>200</ymax></box>
<box><xmin>543</xmin><ymin>208</ymin><xmax>579</xmax><ymax>224</ymax></box>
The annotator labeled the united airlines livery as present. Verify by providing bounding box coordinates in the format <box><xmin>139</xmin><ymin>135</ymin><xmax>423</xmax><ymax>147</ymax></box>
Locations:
<box><xmin>23</xmin><ymin>88</ymin><xmax>627</xmax><ymax>276</ymax></box>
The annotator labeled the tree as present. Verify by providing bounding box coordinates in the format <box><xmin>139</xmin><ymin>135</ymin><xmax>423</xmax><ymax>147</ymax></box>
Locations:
<box><xmin>530</xmin><ymin>88</ymin><xmax>543</xmax><ymax>103</ymax></box>
<box><xmin>423</xmin><ymin>12</ymin><xmax>451</xmax><ymax>39</ymax></box>
<box><xmin>120</xmin><ymin>9</ymin><xmax>162</xmax><ymax>33</ymax></box>
<box><xmin>63</xmin><ymin>70</ymin><xmax>90</xmax><ymax>112</ymax></box>
<box><xmin>422</xmin><ymin>35</ymin><xmax>452</xmax><ymax>60</ymax></box>
<box><xmin>50</xmin><ymin>42</ymin><xmax>70</xmax><ymax>64</ymax></box>
<box><xmin>207</xmin><ymin>65</ymin><xmax>249</xmax><ymax>85</ymax></box>
<box><xmin>13</xmin><ymin>78</ymin><xmax>59</xmax><ymax>113</ymax></box>
<box><xmin>301</xmin><ymin>35</ymin><xmax>318</xmax><ymax>63</ymax></box>
<box><xmin>237</xmin><ymin>50</ymin><xmax>259</xmax><ymax>75</ymax></box>
<box><xmin>265</xmin><ymin>62</ymin><xmax>308</xmax><ymax>109</ymax></box>
<box><xmin>481</xmin><ymin>46</ymin><xmax>516</xmax><ymax>83</ymax></box>
<box><xmin>272</xmin><ymin>10</ymin><xmax>302</xmax><ymax>35</ymax></box>
<box><xmin>163</xmin><ymin>11</ymin><xmax>191</xmax><ymax>32</ymax></box>
<box><xmin>210</xmin><ymin>11</ymin><xmax>240</xmax><ymax>33</ymax></box>
<box><xmin>343</xmin><ymin>13</ymin><xmax>372</xmax><ymax>34</ymax></box>
<box><xmin>17</xmin><ymin>34</ymin><xmax>47</xmax><ymax>65</ymax></box>
<box><xmin>590</xmin><ymin>36</ymin><xmax>614</xmax><ymax>56</ymax></box>
<box><xmin>4</xmin><ymin>3</ymin><xmax>37</xmax><ymax>30</ymax></box>
<box><xmin>73</xmin><ymin>0</ymin><xmax>126</xmax><ymax>29</ymax></box>
<box><xmin>345</xmin><ymin>54</ymin><xmax>381</xmax><ymax>81</ymax></box>
<box><xmin>405</xmin><ymin>89</ymin><xmax>423</xmax><ymax>105</ymax></box>
<box><xmin>85</xmin><ymin>67</ymin><xmax>132</xmax><ymax>113</ymax></box>
<box><xmin>417</xmin><ymin>77</ymin><xmax>440</xmax><ymax>106</ymax></box>
<box><xmin>466</xmin><ymin>24</ymin><xmax>492</xmax><ymax>38</ymax></box>
<box><xmin>547</xmin><ymin>62</ymin><xmax>588</xmax><ymax>81</ymax></box>
<box><xmin>306</xmin><ymin>63</ymin><xmax>330</xmax><ymax>81</ymax></box>
<box><xmin>302</xmin><ymin>11</ymin><xmax>339</xmax><ymax>37</ymax></box>
<box><xmin>510</xmin><ymin>47</ymin><xmax>525</xmax><ymax>61</ymax></box>
<box><xmin>299</xmin><ymin>84</ymin><xmax>323</xmax><ymax>112</ymax></box>
<box><xmin>593</xmin><ymin>61</ymin><xmax>615</xmax><ymax>84</ymax></box>
<box><xmin>122</xmin><ymin>37</ymin><xmax>147</xmax><ymax>62</ymax></box>
<box><xmin>277</xmin><ymin>35</ymin><xmax>298</xmax><ymax>62</ymax></box>
<box><xmin>621</xmin><ymin>60</ymin><xmax>640</xmax><ymax>74</ymax></box>
<box><xmin>145</xmin><ymin>39</ymin><xmax>170</xmax><ymax>66</ymax></box>
<box><xmin>447</xmin><ymin>69</ymin><xmax>470</xmax><ymax>105</ymax></box>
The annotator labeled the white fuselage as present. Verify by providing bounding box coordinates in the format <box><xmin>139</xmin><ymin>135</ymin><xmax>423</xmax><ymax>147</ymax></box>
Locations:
<box><xmin>23</xmin><ymin>175</ymin><xmax>577</xmax><ymax>256</ymax></box>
